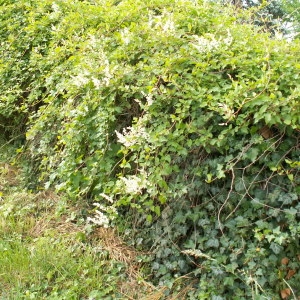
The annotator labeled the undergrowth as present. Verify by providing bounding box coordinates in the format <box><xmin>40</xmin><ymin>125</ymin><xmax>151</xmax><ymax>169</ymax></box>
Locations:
<box><xmin>0</xmin><ymin>148</ymin><xmax>153</xmax><ymax>299</ymax></box>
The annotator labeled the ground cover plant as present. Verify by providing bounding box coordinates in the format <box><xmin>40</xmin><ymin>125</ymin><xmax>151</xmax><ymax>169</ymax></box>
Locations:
<box><xmin>1</xmin><ymin>0</ymin><xmax>299</xmax><ymax>298</ymax></box>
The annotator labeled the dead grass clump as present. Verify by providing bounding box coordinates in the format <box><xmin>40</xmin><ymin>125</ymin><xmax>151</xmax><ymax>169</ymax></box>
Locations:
<box><xmin>141</xmin><ymin>279</ymin><xmax>196</xmax><ymax>300</ymax></box>
<box><xmin>29</xmin><ymin>215</ymin><xmax>83</xmax><ymax>238</ymax></box>
<box><xmin>140</xmin><ymin>287</ymin><xmax>168</xmax><ymax>300</ymax></box>
<box><xmin>93</xmin><ymin>227</ymin><xmax>138</xmax><ymax>265</ymax></box>
<box><xmin>93</xmin><ymin>227</ymin><xmax>157</xmax><ymax>298</ymax></box>
<box><xmin>0</xmin><ymin>163</ymin><xmax>19</xmax><ymax>188</ymax></box>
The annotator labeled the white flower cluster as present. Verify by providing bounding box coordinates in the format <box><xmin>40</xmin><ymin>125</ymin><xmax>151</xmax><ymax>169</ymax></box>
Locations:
<box><xmin>72</xmin><ymin>70</ymin><xmax>90</xmax><ymax>87</ymax></box>
<box><xmin>141</xmin><ymin>91</ymin><xmax>154</xmax><ymax>106</ymax></box>
<box><xmin>218</xmin><ymin>103</ymin><xmax>235</xmax><ymax>122</ymax></box>
<box><xmin>117</xmin><ymin>171</ymin><xmax>150</xmax><ymax>195</ymax></box>
<box><xmin>116</xmin><ymin>116</ymin><xmax>150</xmax><ymax>148</ymax></box>
<box><xmin>102</xmin><ymin>60</ymin><xmax>112</xmax><ymax>86</ymax></box>
<box><xmin>87</xmin><ymin>211</ymin><xmax>110</xmax><ymax>227</ymax></box>
<box><xmin>71</xmin><ymin>61</ymin><xmax>111</xmax><ymax>89</ymax></box>
<box><xmin>51</xmin><ymin>2</ymin><xmax>60</xmax><ymax>13</ymax></box>
<box><xmin>49</xmin><ymin>2</ymin><xmax>61</xmax><ymax>20</ymax></box>
<box><xmin>192</xmin><ymin>30</ymin><xmax>233</xmax><ymax>53</ymax></box>
<box><xmin>87</xmin><ymin>198</ymin><xmax>117</xmax><ymax>228</ymax></box>
<box><xmin>148</xmin><ymin>11</ymin><xmax>176</xmax><ymax>35</ymax></box>
<box><xmin>71</xmin><ymin>36</ymin><xmax>112</xmax><ymax>89</ymax></box>
<box><xmin>223</xmin><ymin>29</ymin><xmax>233</xmax><ymax>46</ymax></box>
<box><xmin>120</xmin><ymin>28</ymin><xmax>132</xmax><ymax>45</ymax></box>
<box><xmin>192</xmin><ymin>34</ymin><xmax>220</xmax><ymax>53</ymax></box>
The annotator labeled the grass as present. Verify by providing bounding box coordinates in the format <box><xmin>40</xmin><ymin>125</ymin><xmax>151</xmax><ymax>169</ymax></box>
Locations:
<box><xmin>0</xmin><ymin>155</ymin><xmax>155</xmax><ymax>299</ymax></box>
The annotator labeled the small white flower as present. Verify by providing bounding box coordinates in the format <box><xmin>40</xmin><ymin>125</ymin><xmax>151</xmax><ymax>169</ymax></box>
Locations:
<box><xmin>87</xmin><ymin>213</ymin><xmax>109</xmax><ymax>228</ymax></box>
<box><xmin>92</xmin><ymin>77</ymin><xmax>101</xmax><ymax>89</ymax></box>
<box><xmin>141</xmin><ymin>91</ymin><xmax>154</xmax><ymax>106</ymax></box>
<box><xmin>117</xmin><ymin>170</ymin><xmax>150</xmax><ymax>194</ymax></box>
<box><xmin>103</xmin><ymin>65</ymin><xmax>111</xmax><ymax>86</ymax></box>
<box><xmin>88</xmin><ymin>34</ymin><xmax>98</xmax><ymax>49</ymax></box>
<box><xmin>99</xmin><ymin>193</ymin><xmax>114</xmax><ymax>203</ymax></box>
<box><xmin>115</xmin><ymin>121</ymin><xmax>150</xmax><ymax>148</ymax></box>
<box><xmin>51</xmin><ymin>3</ymin><xmax>60</xmax><ymax>12</ymax></box>
<box><xmin>120</xmin><ymin>175</ymin><xmax>143</xmax><ymax>194</ymax></box>
<box><xmin>148</xmin><ymin>11</ymin><xmax>175</xmax><ymax>35</ymax></box>
<box><xmin>87</xmin><ymin>202</ymin><xmax>118</xmax><ymax>228</ymax></box>
<box><xmin>192</xmin><ymin>34</ymin><xmax>220</xmax><ymax>53</ymax></box>
<box><xmin>120</xmin><ymin>28</ymin><xmax>131</xmax><ymax>45</ymax></box>
<box><xmin>218</xmin><ymin>103</ymin><xmax>235</xmax><ymax>121</ymax></box>
<box><xmin>71</xmin><ymin>70</ymin><xmax>90</xmax><ymax>87</ymax></box>
<box><xmin>223</xmin><ymin>29</ymin><xmax>233</xmax><ymax>46</ymax></box>
<box><xmin>162</xmin><ymin>17</ymin><xmax>175</xmax><ymax>33</ymax></box>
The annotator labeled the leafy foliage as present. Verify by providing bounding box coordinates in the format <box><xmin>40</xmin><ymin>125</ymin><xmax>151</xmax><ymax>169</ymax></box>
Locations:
<box><xmin>1</xmin><ymin>0</ymin><xmax>300</xmax><ymax>298</ymax></box>
<box><xmin>222</xmin><ymin>0</ymin><xmax>300</xmax><ymax>37</ymax></box>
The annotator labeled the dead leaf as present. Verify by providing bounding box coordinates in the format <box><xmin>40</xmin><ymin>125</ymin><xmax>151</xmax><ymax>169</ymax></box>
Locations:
<box><xmin>286</xmin><ymin>269</ymin><xmax>296</xmax><ymax>280</ymax></box>
<box><xmin>280</xmin><ymin>288</ymin><xmax>291</xmax><ymax>299</ymax></box>
<box><xmin>259</xmin><ymin>125</ymin><xmax>273</xmax><ymax>139</ymax></box>
<box><xmin>281</xmin><ymin>257</ymin><xmax>289</xmax><ymax>265</ymax></box>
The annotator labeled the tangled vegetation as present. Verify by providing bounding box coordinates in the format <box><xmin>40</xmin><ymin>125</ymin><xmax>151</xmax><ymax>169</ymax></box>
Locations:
<box><xmin>1</xmin><ymin>0</ymin><xmax>299</xmax><ymax>298</ymax></box>
<box><xmin>0</xmin><ymin>141</ymin><xmax>156</xmax><ymax>299</ymax></box>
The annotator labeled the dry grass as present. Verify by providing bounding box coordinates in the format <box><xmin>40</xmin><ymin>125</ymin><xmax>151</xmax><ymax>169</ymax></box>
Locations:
<box><xmin>93</xmin><ymin>227</ymin><xmax>138</xmax><ymax>265</ymax></box>
<box><xmin>0</xmin><ymin>162</ymin><xmax>19</xmax><ymax>188</ymax></box>
<box><xmin>139</xmin><ymin>279</ymin><xmax>196</xmax><ymax>300</ymax></box>
<box><xmin>29</xmin><ymin>215</ymin><xmax>82</xmax><ymax>237</ymax></box>
<box><xmin>140</xmin><ymin>287</ymin><xmax>168</xmax><ymax>300</ymax></box>
<box><xmin>92</xmin><ymin>228</ymin><xmax>197</xmax><ymax>299</ymax></box>
<box><xmin>93</xmin><ymin>227</ymin><xmax>159</xmax><ymax>299</ymax></box>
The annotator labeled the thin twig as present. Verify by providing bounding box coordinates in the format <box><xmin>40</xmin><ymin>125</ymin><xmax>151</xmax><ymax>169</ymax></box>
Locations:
<box><xmin>282</xmin><ymin>278</ymin><xmax>297</xmax><ymax>300</ymax></box>
<box><xmin>218</xmin><ymin>168</ymin><xmax>234</xmax><ymax>234</ymax></box>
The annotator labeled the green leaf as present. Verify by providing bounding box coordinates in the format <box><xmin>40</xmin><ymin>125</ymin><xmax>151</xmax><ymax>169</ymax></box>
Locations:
<box><xmin>146</xmin><ymin>214</ymin><xmax>153</xmax><ymax>222</ymax></box>
<box><xmin>270</xmin><ymin>242</ymin><xmax>282</xmax><ymax>254</ymax></box>
<box><xmin>234</xmin><ymin>178</ymin><xmax>245</xmax><ymax>192</ymax></box>
<box><xmin>154</xmin><ymin>205</ymin><xmax>161</xmax><ymax>216</ymax></box>
<box><xmin>206</xmin><ymin>238</ymin><xmax>219</xmax><ymax>248</ymax></box>
<box><xmin>283</xmin><ymin>115</ymin><xmax>292</xmax><ymax>125</ymax></box>
<box><xmin>245</xmin><ymin>147</ymin><xmax>259</xmax><ymax>162</ymax></box>
<box><xmin>206</xmin><ymin>173</ymin><xmax>213</xmax><ymax>183</ymax></box>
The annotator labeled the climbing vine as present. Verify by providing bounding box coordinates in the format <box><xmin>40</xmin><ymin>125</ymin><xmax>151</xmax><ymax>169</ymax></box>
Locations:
<box><xmin>1</xmin><ymin>0</ymin><xmax>299</xmax><ymax>298</ymax></box>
